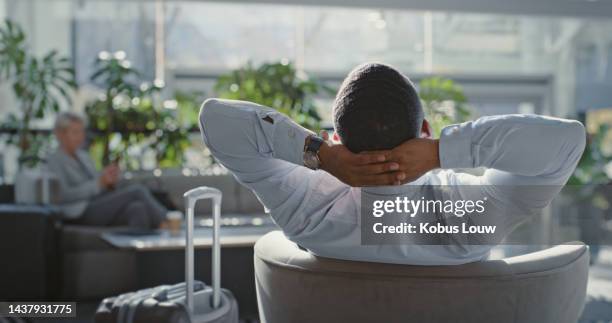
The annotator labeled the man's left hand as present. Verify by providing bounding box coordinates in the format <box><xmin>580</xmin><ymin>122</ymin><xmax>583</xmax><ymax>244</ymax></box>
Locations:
<box><xmin>388</xmin><ymin>138</ymin><xmax>440</xmax><ymax>184</ymax></box>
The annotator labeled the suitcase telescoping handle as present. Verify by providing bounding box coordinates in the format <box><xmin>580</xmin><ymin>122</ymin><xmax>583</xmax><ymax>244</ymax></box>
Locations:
<box><xmin>183</xmin><ymin>187</ymin><xmax>222</xmax><ymax>315</ymax></box>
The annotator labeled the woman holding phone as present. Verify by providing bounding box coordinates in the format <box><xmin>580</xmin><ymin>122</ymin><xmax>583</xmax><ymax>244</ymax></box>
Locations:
<box><xmin>47</xmin><ymin>112</ymin><xmax>168</xmax><ymax>229</ymax></box>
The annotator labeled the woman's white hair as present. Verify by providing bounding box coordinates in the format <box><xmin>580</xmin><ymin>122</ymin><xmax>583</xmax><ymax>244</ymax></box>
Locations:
<box><xmin>54</xmin><ymin>111</ymin><xmax>86</xmax><ymax>131</ymax></box>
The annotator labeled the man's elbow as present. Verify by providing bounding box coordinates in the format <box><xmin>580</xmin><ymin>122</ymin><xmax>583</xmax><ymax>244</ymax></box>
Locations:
<box><xmin>199</xmin><ymin>98</ymin><xmax>222</xmax><ymax>134</ymax></box>
<box><xmin>566</xmin><ymin>120</ymin><xmax>587</xmax><ymax>158</ymax></box>
<box><xmin>199</xmin><ymin>98</ymin><xmax>232</xmax><ymax>150</ymax></box>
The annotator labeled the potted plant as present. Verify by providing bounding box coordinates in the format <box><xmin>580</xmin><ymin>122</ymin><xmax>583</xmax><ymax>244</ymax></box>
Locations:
<box><xmin>85</xmin><ymin>51</ymin><xmax>192</xmax><ymax>170</ymax></box>
<box><xmin>418</xmin><ymin>76</ymin><xmax>472</xmax><ymax>137</ymax></box>
<box><xmin>0</xmin><ymin>19</ymin><xmax>77</xmax><ymax>167</ymax></box>
<box><xmin>214</xmin><ymin>61</ymin><xmax>333</xmax><ymax>131</ymax></box>
<box><xmin>562</xmin><ymin>124</ymin><xmax>611</xmax><ymax>262</ymax></box>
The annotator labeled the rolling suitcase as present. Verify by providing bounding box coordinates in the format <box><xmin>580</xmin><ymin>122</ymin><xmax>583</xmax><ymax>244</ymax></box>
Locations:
<box><xmin>95</xmin><ymin>186</ymin><xmax>239</xmax><ymax>323</ymax></box>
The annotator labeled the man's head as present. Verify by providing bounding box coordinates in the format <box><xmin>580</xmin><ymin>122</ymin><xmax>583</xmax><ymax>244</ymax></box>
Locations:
<box><xmin>54</xmin><ymin>112</ymin><xmax>86</xmax><ymax>155</ymax></box>
<box><xmin>333</xmin><ymin>63</ymin><xmax>425</xmax><ymax>153</ymax></box>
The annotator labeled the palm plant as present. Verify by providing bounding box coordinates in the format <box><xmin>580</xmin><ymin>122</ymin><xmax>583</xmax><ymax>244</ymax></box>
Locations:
<box><xmin>561</xmin><ymin>124</ymin><xmax>610</xmax><ymax>261</ymax></box>
<box><xmin>87</xmin><ymin>51</ymin><xmax>140</xmax><ymax>165</ymax></box>
<box><xmin>86</xmin><ymin>51</ymin><xmax>192</xmax><ymax>169</ymax></box>
<box><xmin>568</xmin><ymin>123</ymin><xmax>611</xmax><ymax>189</ymax></box>
<box><xmin>0</xmin><ymin>19</ymin><xmax>76</xmax><ymax>166</ymax></box>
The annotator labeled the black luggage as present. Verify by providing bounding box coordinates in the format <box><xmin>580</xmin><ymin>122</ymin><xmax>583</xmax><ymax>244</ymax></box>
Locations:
<box><xmin>95</xmin><ymin>186</ymin><xmax>239</xmax><ymax>323</ymax></box>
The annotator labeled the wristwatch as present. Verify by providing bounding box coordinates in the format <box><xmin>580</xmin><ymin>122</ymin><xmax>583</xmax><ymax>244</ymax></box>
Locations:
<box><xmin>303</xmin><ymin>135</ymin><xmax>325</xmax><ymax>170</ymax></box>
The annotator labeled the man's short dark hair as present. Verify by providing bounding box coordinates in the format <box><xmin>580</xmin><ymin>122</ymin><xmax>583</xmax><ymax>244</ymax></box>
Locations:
<box><xmin>332</xmin><ymin>63</ymin><xmax>423</xmax><ymax>153</ymax></box>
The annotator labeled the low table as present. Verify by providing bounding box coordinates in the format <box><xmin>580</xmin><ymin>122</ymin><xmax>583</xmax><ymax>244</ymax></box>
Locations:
<box><xmin>101</xmin><ymin>214</ymin><xmax>278</xmax><ymax>250</ymax></box>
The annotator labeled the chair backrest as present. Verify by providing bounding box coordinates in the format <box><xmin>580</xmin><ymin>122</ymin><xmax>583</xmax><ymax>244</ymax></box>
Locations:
<box><xmin>254</xmin><ymin>231</ymin><xmax>589</xmax><ymax>323</ymax></box>
<box><xmin>14</xmin><ymin>168</ymin><xmax>61</xmax><ymax>205</ymax></box>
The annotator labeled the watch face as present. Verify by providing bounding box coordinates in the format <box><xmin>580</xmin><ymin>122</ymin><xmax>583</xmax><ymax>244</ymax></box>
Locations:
<box><xmin>304</xmin><ymin>151</ymin><xmax>320</xmax><ymax>169</ymax></box>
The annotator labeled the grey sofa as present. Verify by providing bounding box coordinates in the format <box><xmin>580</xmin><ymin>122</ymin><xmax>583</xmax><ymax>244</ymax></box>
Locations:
<box><xmin>60</xmin><ymin>224</ymin><xmax>138</xmax><ymax>299</ymax></box>
<box><xmin>254</xmin><ymin>231</ymin><xmax>589</xmax><ymax>323</ymax></box>
<box><xmin>0</xmin><ymin>173</ymin><xmax>266</xmax><ymax>302</ymax></box>
<box><xmin>0</xmin><ymin>204</ymin><xmax>61</xmax><ymax>300</ymax></box>
<box><xmin>0</xmin><ymin>204</ymin><xmax>138</xmax><ymax>300</ymax></box>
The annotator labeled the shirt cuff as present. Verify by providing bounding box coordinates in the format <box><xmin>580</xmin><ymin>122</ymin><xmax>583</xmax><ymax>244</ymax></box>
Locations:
<box><xmin>439</xmin><ymin>123</ymin><xmax>473</xmax><ymax>169</ymax></box>
<box><xmin>255</xmin><ymin>108</ymin><xmax>315</xmax><ymax>166</ymax></box>
<box><xmin>272</xmin><ymin>116</ymin><xmax>315</xmax><ymax>166</ymax></box>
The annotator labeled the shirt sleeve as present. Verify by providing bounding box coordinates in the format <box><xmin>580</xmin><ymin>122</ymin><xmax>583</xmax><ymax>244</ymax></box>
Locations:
<box><xmin>437</xmin><ymin>114</ymin><xmax>586</xmax><ymax>239</ymax></box>
<box><xmin>199</xmin><ymin>98</ymin><xmax>349</xmax><ymax>234</ymax></box>
<box><xmin>439</xmin><ymin>114</ymin><xmax>586</xmax><ymax>183</ymax></box>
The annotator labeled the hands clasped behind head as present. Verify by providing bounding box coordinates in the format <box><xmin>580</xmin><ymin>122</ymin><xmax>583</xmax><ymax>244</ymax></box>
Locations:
<box><xmin>319</xmin><ymin>136</ymin><xmax>439</xmax><ymax>187</ymax></box>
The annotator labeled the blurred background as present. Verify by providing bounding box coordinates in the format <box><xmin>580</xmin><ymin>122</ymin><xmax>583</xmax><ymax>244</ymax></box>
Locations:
<box><xmin>0</xmin><ymin>1</ymin><xmax>611</xmax><ymax>322</ymax></box>
<box><xmin>0</xmin><ymin>0</ymin><xmax>611</xmax><ymax>181</ymax></box>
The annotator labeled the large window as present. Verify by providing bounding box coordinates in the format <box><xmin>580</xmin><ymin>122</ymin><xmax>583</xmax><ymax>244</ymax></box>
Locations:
<box><xmin>165</xmin><ymin>3</ymin><xmax>296</xmax><ymax>71</ymax></box>
<box><xmin>1</xmin><ymin>0</ymin><xmax>611</xmax><ymax>179</ymax></box>
<box><xmin>3</xmin><ymin>1</ymin><xmax>612</xmax><ymax>115</ymax></box>
<box><xmin>73</xmin><ymin>2</ymin><xmax>157</xmax><ymax>83</ymax></box>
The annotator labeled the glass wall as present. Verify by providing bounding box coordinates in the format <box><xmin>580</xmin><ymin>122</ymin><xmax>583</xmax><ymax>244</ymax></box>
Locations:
<box><xmin>165</xmin><ymin>3</ymin><xmax>297</xmax><ymax>71</ymax></box>
<box><xmin>3</xmin><ymin>1</ymin><xmax>612</xmax><ymax>114</ymax></box>
<box><xmin>49</xmin><ymin>2</ymin><xmax>612</xmax><ymax>115</ymax></box>
<box><xmin>72</xmin><ymin>2</ymin><xmax>157</xmax><ymax>83</ymax></box>
<box><xmin>1</xmin><ymin>0</ymin><xmax>611</xmax><ymax>177</ymax></box>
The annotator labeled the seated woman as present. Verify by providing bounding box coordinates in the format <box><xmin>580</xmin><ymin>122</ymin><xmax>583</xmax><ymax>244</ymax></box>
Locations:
<box><xmin>48</xmin><ymin>112</ymin><xmax>168</xmax><ymax>229</ymax></box>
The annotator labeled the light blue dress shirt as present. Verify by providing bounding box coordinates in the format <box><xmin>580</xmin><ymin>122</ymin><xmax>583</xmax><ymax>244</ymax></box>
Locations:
<box><xmin>199</xmin><ymin>98</ymin><xmax>586</xmax><ymax>265</ymax></box>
